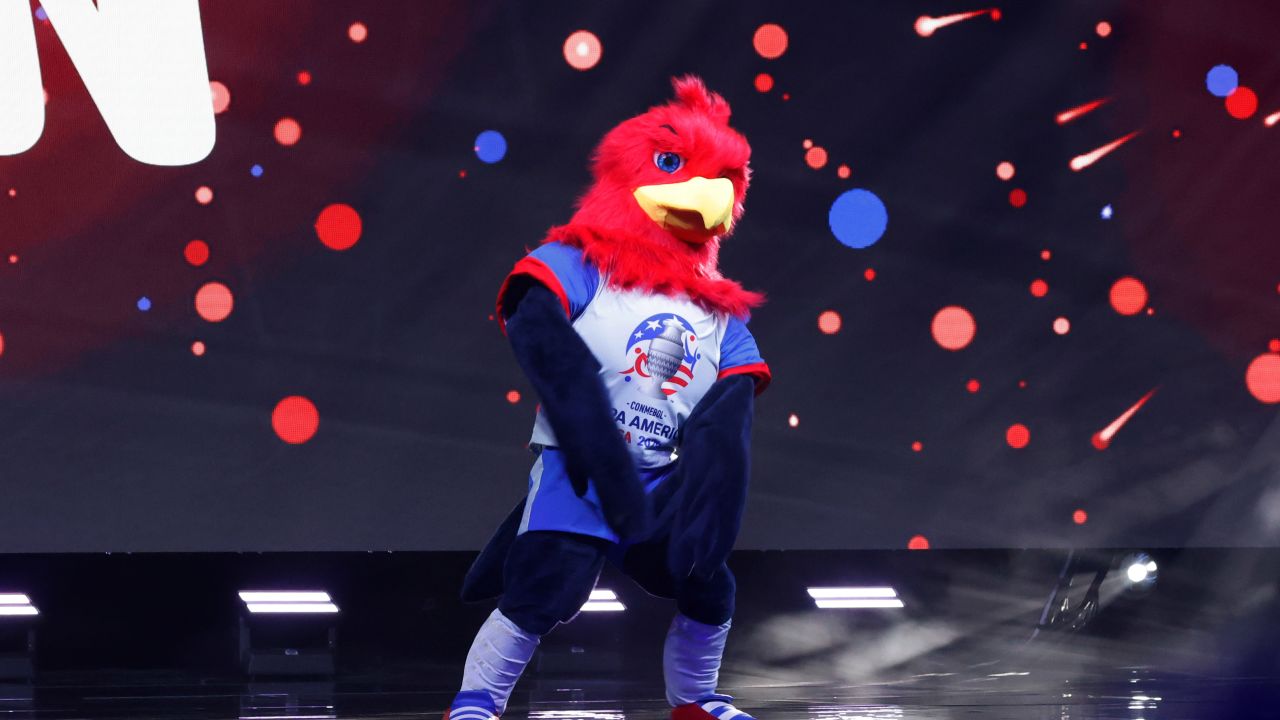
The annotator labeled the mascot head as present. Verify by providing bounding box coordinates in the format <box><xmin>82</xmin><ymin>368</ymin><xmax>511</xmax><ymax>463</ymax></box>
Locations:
<box><xmin>552</xmin><ymin>76</ymin><xmax>763</xmax><ymax>318</ymax></box>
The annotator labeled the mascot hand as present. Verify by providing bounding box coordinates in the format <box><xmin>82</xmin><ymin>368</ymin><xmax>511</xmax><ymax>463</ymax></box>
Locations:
<box><xmin>666</xmin><ymin>374</ymin><xmax>754</xmax><ymax>579</ymax></box>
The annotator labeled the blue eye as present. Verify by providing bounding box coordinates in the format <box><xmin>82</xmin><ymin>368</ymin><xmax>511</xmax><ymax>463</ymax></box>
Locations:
<box><xmin>654</xmin><ymin>151</ymin><xmax>683</xmax><ymax>174</ymax></box>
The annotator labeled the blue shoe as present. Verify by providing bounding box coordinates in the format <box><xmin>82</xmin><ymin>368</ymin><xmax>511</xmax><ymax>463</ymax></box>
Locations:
<box><xmin>446</xmin><ymin>690</ymin><xmax>500</xmax><ymax>720</ymax></box>
<box><xmin>672</xmin><ymin>694</ymin><xmax>756</xmax><ymax>720</ymax></box>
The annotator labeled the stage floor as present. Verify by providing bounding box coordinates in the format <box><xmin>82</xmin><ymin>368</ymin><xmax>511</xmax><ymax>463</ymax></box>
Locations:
<box><xmin>0</xmin><ymin>549</ymin><xmax>1278</xmax><ymax>718</ymax></box>
<box><xmin>2</xmin><ymin>664</ymin><xmax>1277</xmax><ymax>719</ymax></box>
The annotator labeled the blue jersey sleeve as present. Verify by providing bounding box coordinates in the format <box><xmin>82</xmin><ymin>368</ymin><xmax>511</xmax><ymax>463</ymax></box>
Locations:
<box><xmin>496</xmin><ymin>242</ymin><xmax>599</xmax><ymax>329</ymax></box>
<box><xmin>718</xmin><ymin>316</ymin><xmax>771</xmax><ymax>395</ymax></box>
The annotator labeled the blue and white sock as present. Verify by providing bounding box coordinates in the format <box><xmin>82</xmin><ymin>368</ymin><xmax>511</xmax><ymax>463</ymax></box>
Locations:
<box><xmin>663</xmin><ymin>613</ymin><xmax>732</xmax><ymax>706</ymax></box>
<box><xmin>457</xmin><ymin>608</ymin><xmax>541</xmax><ymax>715</ymax></box>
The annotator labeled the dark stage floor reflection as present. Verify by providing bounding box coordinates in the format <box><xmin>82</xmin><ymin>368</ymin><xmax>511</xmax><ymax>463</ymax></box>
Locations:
<box><xmin>2</xmin><ymin>666</ymin><xmax>1276</xmax><ymax>719</ymax></box>
<box><xmin>0</xmin><ymin>548</ymin><xmax>1277</xmax><ymax>718</ymax></box>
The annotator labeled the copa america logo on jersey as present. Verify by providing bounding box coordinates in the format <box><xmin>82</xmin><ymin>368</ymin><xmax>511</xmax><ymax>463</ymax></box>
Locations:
<box><xmin>619</xmin><ymin>313</ymin><xmax>700</xmax><ymax>398</ymax></box>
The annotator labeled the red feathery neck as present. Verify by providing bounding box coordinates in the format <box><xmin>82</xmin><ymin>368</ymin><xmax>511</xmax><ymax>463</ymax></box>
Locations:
<box><xmin>545</xmin><ymin>216</ymin><xmax>765</xmax><ymax>320</ymax></box>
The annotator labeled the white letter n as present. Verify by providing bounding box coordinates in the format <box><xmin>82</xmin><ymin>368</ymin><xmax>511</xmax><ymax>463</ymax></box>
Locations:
<box><xmin>0</xmin><ymin>0</ymin><xmax>215</xmax><ymax>166</ymax></box>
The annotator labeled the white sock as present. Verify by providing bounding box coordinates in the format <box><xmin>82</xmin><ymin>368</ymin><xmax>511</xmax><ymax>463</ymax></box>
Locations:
<box><xmin>663</xmin><ymin>613</ymin><xmax>731</xmax><ymax>706</ymax></box>
<box><xmin>460</xmin><ymin>609</ymin><xmax>541</xmax><ymax>714</ymax></box>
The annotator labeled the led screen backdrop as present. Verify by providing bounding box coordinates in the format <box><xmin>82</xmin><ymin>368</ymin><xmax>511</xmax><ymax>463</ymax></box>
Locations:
<box><xmin>0</xmin><ymin>0</ymin><xmax>1277</xmax><ymax>552</ymax></box>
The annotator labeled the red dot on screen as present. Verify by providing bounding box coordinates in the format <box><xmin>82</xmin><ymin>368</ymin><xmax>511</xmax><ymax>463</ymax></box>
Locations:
<box><xmin>348</xmin><ymin>22</ymin><xmax>368</xmax><ymax>43</ymax></box>
<box><xmin>563</xmin><ymin>30</ymin><xmax>603</xmax><ymax>70</ymax></box>
<box><xmin>274</xmin><ymin>117</ymin><xmax>302</xmax><ymax>146</ymax></box>
<box><xmin>297</xmin><ymin>70</ymin><xmax>312</xmax><ymax>86</ymax></box>
<box><xmin>908</xmin><ymin>534</ymin><xmax>930</xmax><ymax>550</ymax></box>
<box><xmin>506</xmin><ymin>390</ymin><xmax>521</xmax><ymax>404</ymax></box>
<box><xmin>753</xmin><ymin>23</ymin><xmax>788</xmax><ymax>59</ymax></box>
<box><xmin>817</xmin><ymin>310</ymin><xmax>842</xmax><ymax>335</ymax></box>
<box><xmin>1009</xmin><ymin>188</ymin><xmax>1027</xmax><ymax>208</ymax></box>
<box><xmin>209</xmin><ymin>81</ymin><xmax>230</xmax><ymax>114</ymax></box>
<box><xmin>1073</xmin><ymin>509</ymin><xmax>1088</xmax><ymax>524</ymax></box>
<box><xmin>1246</xmin><ymin>353</ymin><xmax>1280</xmax><ymax>404</ymax></box>
<box><xmin>754</xmin><ymin>73</ymin><xmax>773</xmax><ymax>92</ymax></box>
<box><xmin>1006</xmin><ymin>423</ymin><xmax>1031</xmax><ymax>449</ymax></box>
<box><xmin>184</xmin><ymin>240</ymin><xmax>209</xmax><ymax>267</ymax></box>
<box><xmin>1226</xmin><ymin>86</ymin><xmax>1258</xmax><ymax>120</ymax></box>
<box><xmin>804</xmin><ymin>146</ymin><xmax>828</xmax><ymax>169</ymax></box>
<box><xmin>315</xmin><ymin>203</ymin><xmax>363</xmax><ymax>251</ymax></box>
<box><xmin>1110</xmin><ymin>277</ymin><xmax>1148</xmax><ymax>315</ymax></box>
<box><xmin>1030</xmin><ymin>279</ymin><xmax>1048</xmax><ymax>297</ymax></box>
<box><xmin>273</xmin><ymin>395</ymin><xmax>320</xmax><ymax>444</ymax></box>
<box><xmin>195</xmin><ymin>282</ymin><xmax>234</xmax><ymax>322</ymax></box>
<box><xmin>932</xmin><ymin>306</ymin><xmax>976</xmax><ymax>350</ymax></box>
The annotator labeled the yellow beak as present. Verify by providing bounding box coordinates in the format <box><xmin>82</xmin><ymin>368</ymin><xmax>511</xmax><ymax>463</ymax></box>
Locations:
<box><xmin>633</xmin><ymin>176</ymin><xmax>735</xmax><ymax>240</ymax></box>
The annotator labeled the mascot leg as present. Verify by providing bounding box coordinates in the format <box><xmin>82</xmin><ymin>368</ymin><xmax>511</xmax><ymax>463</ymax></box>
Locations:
<box><xmin>666</xmin><ymin>565</ymin><xmax>757</xmax><ymax>720</ymax></box>
<box><xmin>616</xmin><ymin>524</ymin><xmax>751</xmax><ymax>716</ymax></box>
<box><xmin>449</xmin><ymin>530</ymin><xmax>608</xmax><ymax>718</ymax></box>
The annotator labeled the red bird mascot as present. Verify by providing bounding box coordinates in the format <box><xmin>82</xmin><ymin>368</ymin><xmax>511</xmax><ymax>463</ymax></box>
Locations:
<box><xmin>447</xmin><ymin>76</ymin><xmax>771</xmax><ymax>720</ymax></box>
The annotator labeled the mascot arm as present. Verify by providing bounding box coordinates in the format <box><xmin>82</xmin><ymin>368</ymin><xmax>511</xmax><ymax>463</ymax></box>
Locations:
<box><xmin>503</xmin><ymin>282</ymin><xmax>648</xmax><ymax>539</ymax></box>
<box><xmin>667</xmin><ymin>373</ymin><xmax>755</xmax><ymax>581</ymax></box>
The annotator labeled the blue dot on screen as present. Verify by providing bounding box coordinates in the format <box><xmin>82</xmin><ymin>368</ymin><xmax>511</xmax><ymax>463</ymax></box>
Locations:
<box><xmin>1206</xmin><ymin>65</ymin><xmax>1239</xmax><ymax>98</ymax></box>
<box><xmin>137</xmin><ymin>297</ymin><xmax>151</xmax><ymax>311</ymax></box>
<box><xmin>474</xmin><ymin>130</ymin><xmax>507</xmax><ymax>164</ymax></box>
<box><xmin>34</xmin><ymin>6</ymin><xmax>47</xmax><ymax>21</ymax></box>
<box><xmin>828</xmin><ymin>189</ymin><xmax>888</xmax><ymax>249</ymax></box>
<box><xmin>250</xmin><ymin>164</ymin><xmax>264</xmax><ymax>177</ymax></box>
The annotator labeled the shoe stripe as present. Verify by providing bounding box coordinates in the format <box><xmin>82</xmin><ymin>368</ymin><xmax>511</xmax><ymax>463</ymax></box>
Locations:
<box><xmin>703</xmin><ymin>703</ymin><xmax>744</xmax><ymax>720</ymax></box>
<box><xmin>450</xmin><ymin>708</ymin><xmax>496</xmax><ymax>720</ymax></box>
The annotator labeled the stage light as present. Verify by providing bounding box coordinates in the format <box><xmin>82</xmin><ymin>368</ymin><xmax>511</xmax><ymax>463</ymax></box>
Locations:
<box><xmin>807</xmin><ymin>587</ymin><xmax>904</xmax><ymax>609</ymax></box>
<box><xmin>0</xmin><ymin>593</ymin><xmax>37</xmax><ymax>680</ymax></box>
<box><xmin>1122</xmin><ymin>553</ymin><xmax>1158</xmax><ymax>589</ymax></box>
<box><xmin>245</xmin><ymin>603</ymin><xmax>339</xmax><ymax>614</ymax></box>
<box><xmin>238</xmin><ymin>590</ymin><xmax>338</xmax><ymax>675</ymax></box>
<box><xmin>579</xmin><ymin>589</ymin><xmax>625</xmax><ymax>612</ymax></box>
<box><xmin>0</xmin><ymin>595</ymin><xmax>37</xmax><ymax>616</ymax></box>
<box><xmin>239</xmin><ymin>591</ymin><xmax>339</xmax><ymax>614</ymax></box>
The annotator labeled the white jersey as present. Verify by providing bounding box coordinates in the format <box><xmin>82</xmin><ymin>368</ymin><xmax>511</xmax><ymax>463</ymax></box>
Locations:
<box><xmin>498</xmin><ymin>242</ymin><xmax>769</xmax><ymax>470</ymax></box>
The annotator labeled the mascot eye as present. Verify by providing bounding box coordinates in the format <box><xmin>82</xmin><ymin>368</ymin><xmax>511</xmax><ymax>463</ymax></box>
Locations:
<box><xmin>653</xmin><ymin>151</ymin><xmax>683</xmax><ymax>174</ymax></box>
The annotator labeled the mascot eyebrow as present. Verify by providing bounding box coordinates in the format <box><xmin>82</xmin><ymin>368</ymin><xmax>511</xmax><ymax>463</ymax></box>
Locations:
<box><xmin>659</xmin><ymin>124</ymin><xmax>679</xmax><ymax>136</ymax></box>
